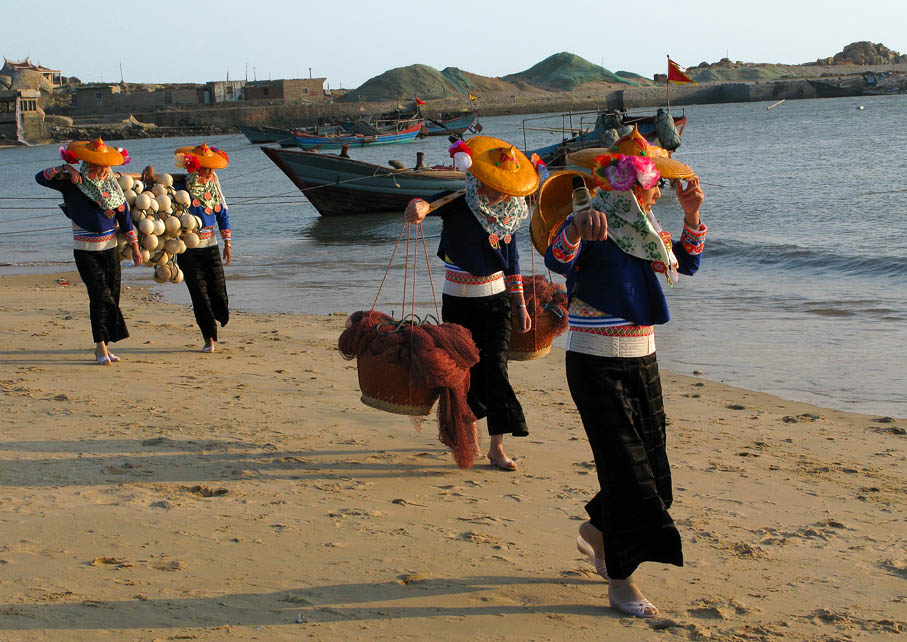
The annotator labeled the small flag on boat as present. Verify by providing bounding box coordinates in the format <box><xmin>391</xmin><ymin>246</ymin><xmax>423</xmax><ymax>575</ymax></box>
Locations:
<box><xmin>415</xmin><ymin>95</ymin><xmax>425</xmax><ymax>105</ymax></box>
<box><xmin>667</xmin><ymin>57</ymin><xmax>696</xmax><ymax>84</ymax></box>
<box><xmin>468</xmin><ymin>92</ymin><xmax>478</xmax><ymax>101</ymax></box>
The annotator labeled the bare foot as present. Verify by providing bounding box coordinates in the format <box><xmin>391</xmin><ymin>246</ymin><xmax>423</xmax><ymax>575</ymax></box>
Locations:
<box><xmin>487</xmin><ymin>434</ymin><xmax>517</xmax><ymax>470</ymax></box>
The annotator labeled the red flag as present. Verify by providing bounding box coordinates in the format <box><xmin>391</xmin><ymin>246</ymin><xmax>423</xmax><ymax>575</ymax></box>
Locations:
<box><xmin>468</xmin><ymin>92</ymin><xmax>478</xmax><ymax>101</ymax></box>
<box><xmin>667</xmin><ymin>58</ymin><xmax>696</xmax><ymax>84</ymax></box>
<box><xmin>415</xmin><ymin>95</ymin><xmax>425</xmax><ymax>105</ymax></box>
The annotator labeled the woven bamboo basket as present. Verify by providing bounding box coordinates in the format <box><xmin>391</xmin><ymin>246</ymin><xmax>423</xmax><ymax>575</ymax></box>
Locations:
<box><xmin>357</xmin><ymin>351</ymin><xmax>439</xmax><ymax>416</ymax></box>
<box><xmin>508</xmin><ymin>303</ymin><xmax>566</xmax><ymax>361</ymax></box>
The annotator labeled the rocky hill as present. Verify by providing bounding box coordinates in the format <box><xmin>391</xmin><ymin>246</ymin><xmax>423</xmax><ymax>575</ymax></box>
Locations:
<box><xmin>687</xmin><ymin>42</ymin><xmax>906</xmax><ymax>82</ymax></box>
<box><xmin>813</xmin><ymin>41</ymin><xmax>907</xmax><ymax>65</ymax></box>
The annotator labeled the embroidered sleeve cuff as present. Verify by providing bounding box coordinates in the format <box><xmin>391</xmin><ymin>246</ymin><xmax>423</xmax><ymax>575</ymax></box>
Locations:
<box><xmin>220</xmin><ymin>229</ymin><xmax>232</xmax><ymax>240</ymax></box>
<box><xmin>505</xmin><ymin>274</ymin><xmax>524</xmax><ymax>293</ymax></box>
<box><xmin>551</xmin><ymin>224</ymin><xmax>581</xmax><ymax>263</ymax></box>
<box><xmin>125</xmin><ymin>230</ymin><xmax>138</xmax><ymax>243</ymax></box>
<box><xmin>681</xmin><ymin>221</ymin><xmax>707</xmax><ymax>255</ymax></box>
<box><xmin>43</xmin><ymin>167</ymin><xmax>58</xmax><ymax>180</ymax></box>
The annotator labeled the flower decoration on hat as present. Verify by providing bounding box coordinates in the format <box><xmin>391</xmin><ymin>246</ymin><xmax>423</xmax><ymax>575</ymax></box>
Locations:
<box><xmin>591</xmin><ymin>153</ymin><xmax>660</xmax><ymax>191</ymax></box>
<box><xmin>117</xmin><ymin>147</ymin><xmax>130</xmax><ymax>166</ymax></box>
<box><xmin>183</xmin><ymin>154</ymin><xmax>201</xmax><ymax>173</ymax></box>
<box><xmin>59</xmin><ymin>145</ymin><xmax>78</xmax><ymax>164</ymax></box>
<box><xmin>530</xmin><ymin>152</ymin><xmax>549</xmax><ymax>182</ymax></box>
<box><xmin>449</xmin><ymin>140</ymin><xmax>472</xmax><ymax>172</ymax></box>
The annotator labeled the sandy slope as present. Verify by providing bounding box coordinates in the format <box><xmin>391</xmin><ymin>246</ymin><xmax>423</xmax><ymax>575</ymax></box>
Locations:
<box><xmin>0</xmin><ymin>272</ymin><xmax>904</xmax><ymax>641</ymax></box>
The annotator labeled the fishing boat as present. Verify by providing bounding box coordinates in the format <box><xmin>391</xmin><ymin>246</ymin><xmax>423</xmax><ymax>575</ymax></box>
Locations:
<box><xmin>261</xmin><ymin>146</ymin><xmax>464</xmax><ymax>216</ymax></box>
<box><xmin>422</xmin><ymin>110</ymin><xmax>480</xmax><ymax>137</ymax></box>
<box><xmin>238</xmin><ymin>125</ymin><xmax>294</xmax><ymax>145</ymax></box>
<box><xmin>292</xmin><ymin>120</ymin><xmax>424</xmax><ymax>150</ymax></box>
<box><xmin>525</xmin><ymin>108</ymin><xmax>687</xmax><ymax>167</ymax></box>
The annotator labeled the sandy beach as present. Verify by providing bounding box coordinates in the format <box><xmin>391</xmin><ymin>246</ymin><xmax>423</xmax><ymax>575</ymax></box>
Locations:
<box><xmin>0</xmin><ymin>271</ymin><xmax>904</xmax><ymax>641</ymax></box>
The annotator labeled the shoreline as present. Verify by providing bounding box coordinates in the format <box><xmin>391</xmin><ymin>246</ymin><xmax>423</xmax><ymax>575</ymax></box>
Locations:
<box><xmin>1</xmin><ymin>271</ymin><xmax>905</xmax><ymax>640</ymax></box>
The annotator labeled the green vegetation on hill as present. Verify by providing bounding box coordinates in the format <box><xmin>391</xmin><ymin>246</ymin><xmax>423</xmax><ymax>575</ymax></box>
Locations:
<box><xmin>691</xmin><ymin>64</ymin><xmax>799</xmax><ymax>82</ymax></box>
<box><xmin>504</xmin><ymin>52</ymin><xmax>635</xmax><ymax>90</ymax></box>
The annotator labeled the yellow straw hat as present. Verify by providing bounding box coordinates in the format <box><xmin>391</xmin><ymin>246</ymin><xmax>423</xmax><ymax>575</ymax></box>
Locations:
<box><xmin>529</xmin><ymin>170</ymin><xmax>598</xmax><ymax>255</ymax></box>
<box><xmin>464</xmin><ymin>136</ymin><xmax>539</xmax><ymax>197</ymax></box>
<box><xmin>174</xmin><ymin>142</ymin><xmax>229</xmax><ymax>170</ymax></box>
<box><xmin>567</xmin><ymin>125</ymin><xmax>694</xmax><ymax>180</ymax></box>
<box><xmin>66</xmin><ymin>137</ymin><xmax>126</xmax><ymax>167</ymax></box>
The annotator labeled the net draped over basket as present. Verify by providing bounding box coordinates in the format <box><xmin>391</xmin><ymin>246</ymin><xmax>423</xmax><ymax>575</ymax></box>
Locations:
<box><xmin>338</xmin><ymin>310</ymin><xmax>481</xmax><ymax>469</ymax></box>
<box><xmin>508</xmin><ymin>275</ymin><xmax>569</xmax><ymax>360</ymax></box>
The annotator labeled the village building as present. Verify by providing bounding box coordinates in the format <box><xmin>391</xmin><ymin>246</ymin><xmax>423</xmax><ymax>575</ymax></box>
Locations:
<box><xmin>0</xmin><ymin>88</ymin><xmax>46</xmax><ymax>143</ymax></box>
<box><xmin>204</xmin><ymin>80</ymin><xmax>246</xmax><ymax>104</ymax></box>
<box><xmin>69</xmin><ymin>84</ymin><xmax>202</xmax><ymax>116</ymax></box>
<box><xmin>242</xmin><ymin>78</ymin><xmax>328</xmax><ymax>104</ymax></box>
<box><xmin>1</xmin><ymin>57</ymin><xmax>62</xmax><ymax>86</ymax></box>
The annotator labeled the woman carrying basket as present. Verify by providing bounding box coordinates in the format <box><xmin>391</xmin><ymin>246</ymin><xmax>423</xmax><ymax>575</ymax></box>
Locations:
<box><xmin>404</xmin><ymin>136</ymin><xmax>542</xmax><ymax>471</ymax></box>
<box><xmin>544</xmin><ymin>127</ymin><xmax>706</xmax><ymax>617</ymax></box>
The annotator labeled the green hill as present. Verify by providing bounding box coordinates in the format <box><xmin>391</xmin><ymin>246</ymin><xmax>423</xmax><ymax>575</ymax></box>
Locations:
<box><xmin>503</xmin><ymin>52</ymin><xmax>636</xmax><ymax>90</ymax></box>
<box><xmin>337</xmin><ymin>64</ymin><xmax>455</xmax><ymax>102</ymax></box>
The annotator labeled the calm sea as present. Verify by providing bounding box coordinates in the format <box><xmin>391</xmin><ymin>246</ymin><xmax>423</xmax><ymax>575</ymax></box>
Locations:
<box><xmin>1</xmin><ymin>95</ymin><xmax>905</xmax><ymax>418</ymax></box>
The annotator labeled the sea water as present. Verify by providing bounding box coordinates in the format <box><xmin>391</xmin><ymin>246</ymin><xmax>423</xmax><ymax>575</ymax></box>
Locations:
<box><xmin>1</xmin><ymin>95</ymin><xmax>904</xmax><ymax>418</ymax></box>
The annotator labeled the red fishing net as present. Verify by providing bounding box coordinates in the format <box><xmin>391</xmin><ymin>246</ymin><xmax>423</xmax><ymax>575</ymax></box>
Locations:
<box><xmin>338</xmin><ymin>310</ymin><xmax>480</xmax><ymax>469</ymax></box>
<box><xmin>509</xmin><ymin>275</ymin><xmax>568</xmax><ymax>359</ymax></box>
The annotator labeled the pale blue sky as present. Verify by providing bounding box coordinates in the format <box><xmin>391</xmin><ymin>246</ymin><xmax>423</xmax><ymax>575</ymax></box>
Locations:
<box><xmin>5</xmin><ymin>0</ymin><xmax>905</xmax><ymax>88</ymax></box>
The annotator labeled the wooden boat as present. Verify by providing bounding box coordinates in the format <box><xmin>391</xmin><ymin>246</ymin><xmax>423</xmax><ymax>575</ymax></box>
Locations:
<box><xmin>261</xmin><ymin>146</ymin><xmax>464</xmax><ymax>216</ymax></box>
<box><xmin>238</xmin><ymin>125</ymin><xmax>296</xmax><ymax>145</ymax></box>
<box><xmin>525</xmin><ymin>109</ymin><xmax>687</xmax><ymax>167</ymax></box>
<box><xmin>292</xmin><ymin>120</ymin><xmax>424</xmax><ymax>150</ymax></box>
<box><xmin>422</xmin><ymin>110</ymin><xmax>479</xmax><ymax>137</ymax></box>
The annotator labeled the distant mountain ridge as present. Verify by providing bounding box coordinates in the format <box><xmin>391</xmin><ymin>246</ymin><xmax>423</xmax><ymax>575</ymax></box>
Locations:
<box><xmin>338</xmin><ymin>42</ymin><xmax>905</xmax><ymax>102</ymax></box>
<box><xmin>338</xmin><ymin>52</ymin><xmax>643</xmax><ymax>102</ymax></box>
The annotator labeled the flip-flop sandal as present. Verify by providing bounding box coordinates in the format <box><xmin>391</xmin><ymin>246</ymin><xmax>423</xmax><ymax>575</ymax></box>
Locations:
<box><xmin>96</xmin><ymin>355</ymin><xmax>110</xmax><ymax>365</ymax></box>
<box><xmin>107</xmin><ymin>353</ymin><xmax>121</xmax><ymax>362</ymax></box>
<box><xmin>609</xmin><ymin>590</ymin><xmax>658</xmax><ymax>618</ymax></box>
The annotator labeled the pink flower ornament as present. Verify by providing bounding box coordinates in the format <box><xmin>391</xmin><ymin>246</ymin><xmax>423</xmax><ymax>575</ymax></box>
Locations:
<box><xmin>605</xmin><ymin>156</ymin><xmax>639</xmax><ymax>191</ymax></box>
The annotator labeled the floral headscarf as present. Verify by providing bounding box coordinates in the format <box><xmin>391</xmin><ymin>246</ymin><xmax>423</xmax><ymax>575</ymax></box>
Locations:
<box><xmin>186</xmin><ymin>170</ymin><xmax>228</xmax><ymax>215</ymax></box>
<box><xmin>464</xmin><ymin>173</ymin><xmax>528</xmax><ymax>249</ymax></box>
<box><xmin>590</xmin><ymin>188</ymin><xmax>678</xmax><ymax>285</ymax></box>
<box><xmin>76</xmin><ymin>165</ymin><xmax>126</xmax><ymax>216</ymax></box>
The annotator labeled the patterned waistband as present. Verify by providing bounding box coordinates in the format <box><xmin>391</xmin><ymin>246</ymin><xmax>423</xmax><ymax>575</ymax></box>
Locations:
<box><xmin>196</xmin><ymin>227</ymin><xmax>217</xmax><ymax>248</ymax></box>
<box><xmin>566</xmin><ymin>328</ymin><xmax>656</xmax><ymax>357</ymax></box>
<box><xmin>443</xmin><ymin>265</ymin><xmax>505</xmax><ymax>298</ymax></box>
<box><xmin>566</xmin><ymin>297</ymin><xmax>655</xmax><ymax>356</ymax></box>
<box><xmin>73</xmin><ymin>228</ymin><xmax>117</xmax><ymax>252</ymax></box>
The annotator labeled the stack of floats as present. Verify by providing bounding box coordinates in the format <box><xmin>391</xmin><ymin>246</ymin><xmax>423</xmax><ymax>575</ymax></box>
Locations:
<box><xmin>115</xmin><ymin>173</ymin><xmax>202</xmax><ymax>284</ymax></box>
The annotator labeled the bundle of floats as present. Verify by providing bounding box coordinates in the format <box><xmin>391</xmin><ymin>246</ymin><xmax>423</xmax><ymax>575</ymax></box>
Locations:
<box><xmin>114</xmin><ymin>172</ymin><xmax>202</xmax><ymax>284</ymax></box>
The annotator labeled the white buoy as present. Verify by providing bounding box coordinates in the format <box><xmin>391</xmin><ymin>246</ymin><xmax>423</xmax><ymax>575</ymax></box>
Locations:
<box><xmin>183</xmin><ymin>232</ymin><xmax>200</xmax><ymax>249</ymax></box>
<box><xmin>117</xmin><ymin>174</ymin><xmax>134</xmax><ymax>191</ymax></box>
<box><xmin>134</xmin><ymin>193</ymin><xmax>151</xmax><ymax>211</ymax></box>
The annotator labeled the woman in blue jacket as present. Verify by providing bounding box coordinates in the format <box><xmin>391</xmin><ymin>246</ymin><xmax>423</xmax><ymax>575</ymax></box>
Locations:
<box><xmin>544</xmin><ymin>128</ymin><xmax>706</xmax><ymax>617</ymax></box>
<box><xmin>36</xmin><ymin>138</ymin><xmax>142</xmax><ymax>365</ymax></box>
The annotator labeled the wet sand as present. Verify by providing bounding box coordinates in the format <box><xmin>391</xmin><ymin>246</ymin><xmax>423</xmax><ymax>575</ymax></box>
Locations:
<box><xmin>0</xmin><ymin>272</ymin><xmax>904</xmax><ymax>641</ymax></box>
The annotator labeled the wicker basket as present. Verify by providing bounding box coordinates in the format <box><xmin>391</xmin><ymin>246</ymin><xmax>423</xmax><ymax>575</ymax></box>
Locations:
<box><xmin>508</xmin><ymin>304</ymin><xmax>566</xmax><ymax>361</ymax></box>
<box><xmin>357</xmin><ymin>351</ymin><xmax>439</xmax><ymax>415</ymax></box>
